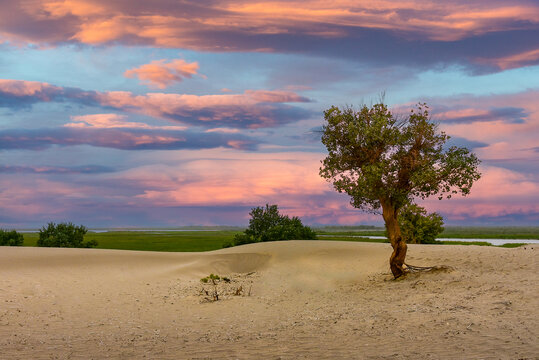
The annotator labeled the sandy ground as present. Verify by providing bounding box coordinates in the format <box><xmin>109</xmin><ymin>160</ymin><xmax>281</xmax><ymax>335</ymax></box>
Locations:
<box><xmin>0</xmin><ymin>241</ymin><xmax>537</xmax><ymax>359</ymax></box>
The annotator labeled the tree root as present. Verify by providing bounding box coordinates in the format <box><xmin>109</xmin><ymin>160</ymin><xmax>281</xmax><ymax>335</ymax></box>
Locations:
<box><xmin>404</xmin><ymin>263</ymin><xmax>453</xmax><ymax>273</ymax></box>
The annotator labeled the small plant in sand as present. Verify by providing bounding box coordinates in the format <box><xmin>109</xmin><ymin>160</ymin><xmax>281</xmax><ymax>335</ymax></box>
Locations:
<box><xmin>0</xmin><ymin>229</ymin><xmax>24</xmax><ymax>246</ymax></box>
<box><xmin>37</xmin><ymin>222</ymin><xmax>97</xmax><ymax>248</ymax></box>
<box><xmin>199</xmin><ymin>273</ymin><xmax>252</xmax><ymax>302</ymax></box>
<box><xmin>200</xmin><ymin>274</ymin><xmax>229</xmax><ymax>301</ymax></box>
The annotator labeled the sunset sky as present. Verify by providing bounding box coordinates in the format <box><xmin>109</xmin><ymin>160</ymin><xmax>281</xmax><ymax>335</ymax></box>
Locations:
<box><xmin>1</xmin><ymin>0</ymin><xmax>538</xmax><ymax>228</ymax></box>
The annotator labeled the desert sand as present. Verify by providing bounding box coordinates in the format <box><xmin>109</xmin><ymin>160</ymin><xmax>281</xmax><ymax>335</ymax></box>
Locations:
<box><xmin>1</xmin><ymin>241</ymin><xmax>537</xmax><ymax>359</ymax></box>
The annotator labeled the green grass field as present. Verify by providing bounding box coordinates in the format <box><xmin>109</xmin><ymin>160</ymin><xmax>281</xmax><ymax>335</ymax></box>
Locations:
<box><xmin>22</xmin><ymin>230</ymin><xmax>242</xmax><ymax>252</ymax></box>
<box><xmin>18</xmin><ymin>225</ymin><xmax>537</xmax><ymax>252</ymax></box>
<box><xmin>316</xmin><ymin>226</ymin><xmax>539</xmax><ymax>239</ymax></box>
<box><xmin>315</xmin><ymin>226</ymin><xmax>537</xmax><ymax>248</ymax></box>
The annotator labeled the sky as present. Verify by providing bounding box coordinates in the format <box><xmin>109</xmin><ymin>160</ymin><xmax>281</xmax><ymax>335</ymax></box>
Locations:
<box><xmin>0</xmin><ymin>0</ymin><xmax>538</xmax><ymax>228</ymax></box>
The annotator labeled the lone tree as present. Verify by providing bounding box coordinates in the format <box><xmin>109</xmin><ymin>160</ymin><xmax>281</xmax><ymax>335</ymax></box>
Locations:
<box><xmin>320</xmin><ymin>103</ymin><xmax>480</xmax><ymax>278</ymax></box>
<box><xmin>231</xmin><ymin>204</ymin><xmax>316</xmax><ymax>246</ymax></box>
<box><xmin>38</xmin><ymin>222</ymin><xmax>97</xmax><ymax>248</ymax></box>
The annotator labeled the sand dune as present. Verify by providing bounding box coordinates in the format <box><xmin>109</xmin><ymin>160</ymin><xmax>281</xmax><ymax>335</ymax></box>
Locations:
<box><xmin>1</xmin><ymin>241</ymin><xmax>537</xmax><ymax>359</ymax></box>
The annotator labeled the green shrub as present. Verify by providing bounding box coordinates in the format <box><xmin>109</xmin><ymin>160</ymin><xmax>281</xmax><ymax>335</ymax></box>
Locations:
<box><xmin>221</xmin><ymin>240</ymin><xmax>234</xmax><ymax>248</ymax></box>
<box><xmin>0</xmin><ymin>229</ymin><xmax>24</xmax><ymax>246</ymax></box>
<box><xmin>231</xmin><ymin>233</ymin><xmax>253</xmax><ymax>246</ymax></box>
<box><xmin>37</xmin><ymin>222</ymin><xmax>97</xmax><ymax>248</ymax></box>
<box><xmin>398</xmin><ymin>204</ymin><xmax>444</xmax><ymax>244</ymax></box>
<box><xmin>230</xmin><ymin>204</ymin><xmax>316</xmax><ymax>246</ymax></box>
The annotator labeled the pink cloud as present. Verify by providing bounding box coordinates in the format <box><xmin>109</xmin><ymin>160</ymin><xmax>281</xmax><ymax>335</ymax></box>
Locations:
<box><xmin>109</xmin><ymin>150</ymin><xmax>378</xmax><ymax>224</ymax></box>
<box><xmin>91</xmin><ymin>148</ymin><xmax>539</xmax><ymax>223</ymax></box>
<box><xmin>93</xmin><ymin>89</ymin><xmax>311</xmax><ymax>128</ymax></box>
<box><xmin>0</xmin><ymin>79</ymin><xmax>61</xmax><ymax>99</ymax></box>
<box><xmin>421</xmin><ymin>90</ymin><xmax>539</xmax><ymax>168</ymax></box>
<box><xmin>65</xmin><ymin>113</ymin><xmax>187</xmax><ymax>130</ymax></box>
<box><xmin>436</xmin><ymin>108</ymin><xmax>498</xmax><ymax>122</ymax></box>
<box><xmin>477</xmin><ymin>48</ymin><xmax>539</xmax><ymax>70</ymax></box>
<box><xmin>400</xmin><ymin>91</ymin><xmax>539</xmax><ymax>220</ymax></box>
<box><xmin>382</xmin><ymin>91</ymin><xmax>539</xmax><ymax>222</ymax></box>
<box><xmin>205</xmin><ymin>128</ymin><xmax>240</xmax><ymax>134</ymax></box>
<box><xmin>0</xmin><ymin>176</ymin><xmax>96</xmax><ymax>217</ymax></box>
<box><xmin>421</xmin><ymin>166</ymin><xmax>539</xmax><ymax>219</ymax></box>
<box><xmin>0</xmin><ymin>154</ymin><xmax>378</xmax><ymax>227</ymax></box>
<box><xmin>122</xmin><ymin>152</ymin><xmax>329</xmax><ymax>206</ymax></box>
<box><xmin>245</xmin><ymin>90</ymin><xmax>311</xmax><ymax>103</ymax></box>
<box><xmin>124</xmin><ymin>59</ymin><xmax>201</xmax><ymax>89</ymax></box>
<box><xmin>2</xmin><ymin>146</ymin><xmax>537</xmax><ymax>225</ymax></box>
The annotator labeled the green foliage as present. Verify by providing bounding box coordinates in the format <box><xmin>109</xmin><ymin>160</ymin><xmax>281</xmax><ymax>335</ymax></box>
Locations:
<box><xmin>232</xmin><ymin>204</ymin><xmax>317</xmax><ymax>246</ymax></box>
<box><xmin>0</xmin><ymin>229</ymin><xmax>24</xmax><ymax>246</ymax></box>
<box><xmin>221</xmin><ymin>240</ymin><xmax>234</xmax><ymax>248</ymax></box>
<box><xmin>200</xmin><ymin>274</ymin><xmax>230</xmax><ymax>284</ymax></box>
<box><xmin>498</xmin><ymin>243</ymin><xmax>527</xmax><ymax>248</ymax></box>
<box><xmin>319</xmin><ymin>102</ymin><xmax>481</xmax><ymax>213</ymax></box>
<box><xmin>37</xmin><ymin>222</ymin><xmax>97</xmax><ymax>248</ymax></box>
<box><xmin>398</xmin><ymin>204</ymin><xmax>444</xmax><ymax>244</ymax></box>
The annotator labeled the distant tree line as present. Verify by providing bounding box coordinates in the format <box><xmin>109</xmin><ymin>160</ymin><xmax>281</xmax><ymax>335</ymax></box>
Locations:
<box><xmin>0</xmin><ymin>222</ymin><xmax>97</xmax><ymax>248</ymax></box>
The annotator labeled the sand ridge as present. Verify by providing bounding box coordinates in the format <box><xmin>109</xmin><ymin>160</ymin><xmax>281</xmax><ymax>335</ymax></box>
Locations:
<box><xmin>1</xmin><ymin>241</ymin><xmax>537</xmax><ymax>359</ymax></box>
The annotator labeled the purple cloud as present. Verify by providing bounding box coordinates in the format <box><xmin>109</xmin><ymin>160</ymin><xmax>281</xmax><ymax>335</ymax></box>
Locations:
<box><xmin>435</xmin><ymin>106</ymin><xmax>528</xmax><ymax>124</ymax></box>
<box><xmin>0</xmin><ymin>127</ymin><xmax>259</xmax><ymax>151</ymax></box>
<box><xmin>0</xmin><ymin>80</ymin><xmax>312</xmax><ymax>128</ymax></box>
<box><xmin>0</xmin><ymin>165</ymin><xmax>116</xmax><ymax>174</ymax></box>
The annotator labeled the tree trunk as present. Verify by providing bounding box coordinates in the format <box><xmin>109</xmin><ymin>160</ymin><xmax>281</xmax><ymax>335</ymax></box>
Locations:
<box><xmin>381</xmin><ymin>200</ymin><xmax>408</xmax><ymax>278</ymax></box>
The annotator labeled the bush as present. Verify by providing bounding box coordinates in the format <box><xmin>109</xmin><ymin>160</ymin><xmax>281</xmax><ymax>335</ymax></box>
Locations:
<box><xmin>0</xmin><ymin>229</ymin><xmax>24</xmax><ymax>246</ymax></box>
<box><xmin>37</xmin><ymin>222</ymin><xmax>97</xmax><ymax>248</ymax></box>
<box><xmin>231</xmin><ymin>204</ymin><xmax>316</xmax><ymax>246</ymax></box>
<box><xmin>398</xmin><ymin>204</ymin><xmax>444</xmax><ymax>244</ymax></box>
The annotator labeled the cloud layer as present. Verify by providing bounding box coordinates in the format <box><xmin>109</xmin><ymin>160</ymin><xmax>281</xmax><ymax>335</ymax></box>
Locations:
<box><xmin>1</xmin><ymin>149</ymin><xmax>537</xmax><ymax>227</ymax></box>
<box><xmin>0</xmin><ymin>127</ymin><xmax>258</xmax><ymax>151</ymax></box>
<box><xmin>1</xmin><ymin>2</ymin><xmax>537</xmax><ymax>227</ymax></box>
<box><xmin>0</xmin><ymin>165</ymin><xmax>115</xmax><ymax>174</ymax></box>
<box><xmin>0</xmin><ymin>79</ymin><xmax>311</xmax><ymax>128</ymax></box>
<box><xmin>1</xmin><ymin>1</ymin><xmax>538</xmax><ymax>71</ymax></box>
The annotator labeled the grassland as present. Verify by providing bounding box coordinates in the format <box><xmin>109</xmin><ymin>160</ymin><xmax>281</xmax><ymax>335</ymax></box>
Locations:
<box><xmin>22</xmin><ymin>230</ymin><xmax>242</xmax><ymax>252</ymax></box>
<box><xmin>19</xmin><ymin>226</ymin><xmax>537</xmax><ymax>252</ymax></box>
<box><xmin>316</xmin><ymin>226</ymin><xmax>537</xmax><ymax>248</ymax></box>
<box><xmin>316</xmin><ymin>226</ymin><xmax>539</xmax><ymax>239</ymax></box>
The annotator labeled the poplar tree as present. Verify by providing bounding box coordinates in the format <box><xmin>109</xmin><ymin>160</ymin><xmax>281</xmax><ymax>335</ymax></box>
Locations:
<box><xmin>320</xmin><ymin>103</ymin><xmax>480</xmax><ymax>278</ymax></box>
